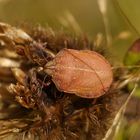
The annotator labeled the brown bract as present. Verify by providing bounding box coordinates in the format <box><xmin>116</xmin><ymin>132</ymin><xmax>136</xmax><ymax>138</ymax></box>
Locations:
<box><xmin>45</xmin><ymin>49</ymin><xmax>113</xmax><ymax>98</ymax></box>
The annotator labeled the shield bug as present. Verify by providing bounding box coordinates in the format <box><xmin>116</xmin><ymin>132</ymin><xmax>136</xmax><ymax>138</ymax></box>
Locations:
<box><xmin>0</xmin><ymin>23</ymin><xmax>113</xmax><ymax>98</ymax></box>
<box><xmin>44</xmin><ymin>49</ymin><xmax>113</xmax><ymax>98</ymax></box>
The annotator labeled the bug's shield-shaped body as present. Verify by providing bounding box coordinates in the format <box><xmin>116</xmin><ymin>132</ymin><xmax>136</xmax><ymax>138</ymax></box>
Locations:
<box><xmin>45</xmin><ymin>49</ymin><xmax>113</xmax><ymax>98</ymax></box>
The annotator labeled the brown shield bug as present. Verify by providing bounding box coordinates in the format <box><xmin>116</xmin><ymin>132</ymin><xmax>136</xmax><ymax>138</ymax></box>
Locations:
<box><xmin>44</xmin><ymin>49</ymin><xmax>113</xmax><ymax>98</ymax></box>
<box><xmin>0</xmin><ymin>23</ymin><xmax>113</xmax><ymax>98</ymax></box>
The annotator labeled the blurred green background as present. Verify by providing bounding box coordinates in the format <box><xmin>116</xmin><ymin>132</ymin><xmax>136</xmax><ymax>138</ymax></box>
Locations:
<box><xmin>0</xmin><ymin>0</ymin><xmax>138</xmax><ymax>62</ymax></box>
<box><xmin>0</xmin><ymin>0</ymin><xmax>140</xmax><ymax>139</ymax></box>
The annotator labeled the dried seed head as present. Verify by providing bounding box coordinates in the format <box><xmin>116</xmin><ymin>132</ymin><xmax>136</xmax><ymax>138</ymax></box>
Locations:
<box><xmin>45</xmin><ymin>49</ymin><xmax>113</xmax><ymax>98</ymax></box>
<box><xmin>0</xmin><ymin>22</ymin><xmax>32</xmax><ymax>45</ymax></box>
<box><xmin>11</xmin><ymin>68</ymin><xmax>27</xmax><ymax>85</ymax></box>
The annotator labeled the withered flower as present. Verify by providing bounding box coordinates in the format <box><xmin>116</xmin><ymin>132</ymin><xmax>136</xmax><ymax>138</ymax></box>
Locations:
<box><xmin>0</xmin><ymin>22</ymin><xmax>133</xmax><ymax>140</ymax></box>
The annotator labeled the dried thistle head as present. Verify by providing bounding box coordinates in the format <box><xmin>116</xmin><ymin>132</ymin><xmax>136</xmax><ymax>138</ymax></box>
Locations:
<box><xmin>0</xmin><ymin>22</ymin><xmax>134</xmax><ymax>140</ymax></box>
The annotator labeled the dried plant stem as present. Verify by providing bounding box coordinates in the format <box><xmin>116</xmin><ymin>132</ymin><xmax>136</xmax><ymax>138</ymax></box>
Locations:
<box><xmin>97</xmin><ymin>0</ymin><xmax>112</xmax><ymax>47</ymax></box>
<box><xmin>103</xmin><ymin>81</ymin><xmax>138</xmax><ymax>140</ymax></box>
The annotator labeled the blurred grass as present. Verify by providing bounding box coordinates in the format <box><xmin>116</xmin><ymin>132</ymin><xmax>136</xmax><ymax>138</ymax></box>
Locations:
<box><xmin>114</xmin><ymin>119</ymin><xmax>140</xmax><ymax>140</ymax></box>
<box><xmin>0</xmin><ymin>0</ymin><xmax>137</xmax><ymax>62</ymax></box>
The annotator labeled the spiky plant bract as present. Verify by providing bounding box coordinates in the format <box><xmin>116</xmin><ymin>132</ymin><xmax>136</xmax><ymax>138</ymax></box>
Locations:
<box><xmin>0</xmin><ymin>23</ymin><xmax>133</xmax><ymax>140</ymax></box>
